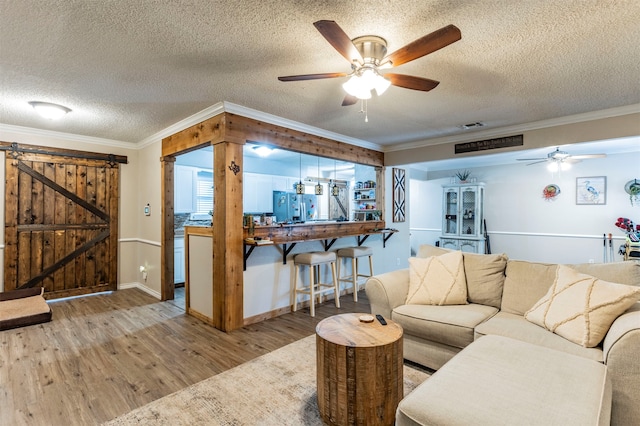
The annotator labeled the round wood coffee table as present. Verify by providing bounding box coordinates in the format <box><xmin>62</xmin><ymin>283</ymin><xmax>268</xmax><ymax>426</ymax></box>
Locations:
<box><xmin>316</xmin><ymin>313</ymin><xmax>403</xmax><ymax>426</ymax></box>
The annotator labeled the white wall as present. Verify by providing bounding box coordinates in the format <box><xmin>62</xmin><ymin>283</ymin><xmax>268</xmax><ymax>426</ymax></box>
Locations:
<box><xmin>410</xmin><ymin>151</ymin><xmax>640</xmax><ymax>264</ymax></box>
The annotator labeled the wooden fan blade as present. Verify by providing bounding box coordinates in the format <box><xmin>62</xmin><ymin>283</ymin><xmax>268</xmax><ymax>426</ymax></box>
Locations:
<box><xmin>313</xmin><ymin>20</ymin><xmax>363</xmax><ymax>63</ymax></box>
<box><xmin>569</xmin><ymin>154</ymin><xmax>606</xmax><ymax>160</ymax></box>
<box><xmin>525</xmin><ymin>160</ymin><xmax>548</xmax><ymax>166</ymax></box>
<box><xmin>384</xmin><ymin>24</ymin><xmax>461</xmax><ymax>67</ymax></box>
<box><xmin>386</xmin><ymin>73</ymin><xmax>440</xmax><ymax>91</ymax></box>
<box><xmin>278</xmin><ymin>72</ymin><xmax>348</xmax><ymax>81</ymax></box>
<box><xmin>341</xmin><ymin>95</ymin><xmax>358</xmax><ymax>106</ymax></box>
<box><xmin>517</xmin><ymin>158</ymin><xmax>546</xmax><ymax>161</ymax></box>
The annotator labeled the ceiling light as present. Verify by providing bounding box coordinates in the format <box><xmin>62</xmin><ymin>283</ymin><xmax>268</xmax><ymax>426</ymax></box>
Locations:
<box><xmin>342</xmin><ymin>68</ymin><xmax>390</xmax><ymax>99</ymax></box>
<box><xmin>253</xmin><ymin>145</ymin><xmax>275</xmax><ymax>157</ymax></box>
<box><xmin>28</xmin><ymin>101</ymin><xmax>71</xmax><ymax>120</ymax></box>
<box><xmin>546</xmin><ymin>160</ymin><xmax>571</xmax><ymax>172</ymax></box>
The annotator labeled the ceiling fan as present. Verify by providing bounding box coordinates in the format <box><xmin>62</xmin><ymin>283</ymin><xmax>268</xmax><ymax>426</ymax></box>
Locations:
<box><xmin>517</xmin><ymin>147</ymin><xmax>606</xmax><ymax>171</ymax></box>
<box><xmin>278</xmin><ymin>20</ymin><xmax>461</xmax><ymax>106</ymax></box>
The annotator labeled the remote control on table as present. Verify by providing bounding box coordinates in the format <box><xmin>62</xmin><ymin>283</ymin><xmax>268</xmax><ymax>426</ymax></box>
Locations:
<box><xmin>376</xmin><ymin>314</ymin><xmax>387</xmax><ymax>325</ymax></box>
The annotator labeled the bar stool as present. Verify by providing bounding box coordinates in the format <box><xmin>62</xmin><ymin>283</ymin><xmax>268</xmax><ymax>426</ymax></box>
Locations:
<box><xmin>336</xmin><ymin>246</ymin><xmax>374</xmax><ymax>302</ymax></box>
<box><xmin>292</xmin><ymin>251</ymin><xmax>340</xmax><ymax>317</ymax></box>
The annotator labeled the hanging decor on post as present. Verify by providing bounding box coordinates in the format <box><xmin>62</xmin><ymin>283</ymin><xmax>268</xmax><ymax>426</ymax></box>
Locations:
<box><xmin>393</xmin><ymin>167</ymin><xmax>406</xmax><ymax>222</ymax></box>
<box><xmin>295</xmin><ymin>153</ymin><xmax>304</xmax><ymax>194</ymax></box>
<box><xmin>315</xmin><ymin>157</ymin><xmax>323</xmax><ymax>195</ymax></box>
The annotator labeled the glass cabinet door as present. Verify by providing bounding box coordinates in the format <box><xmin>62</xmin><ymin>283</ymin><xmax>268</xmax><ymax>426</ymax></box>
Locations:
<box><xmin>443</xmin><ymin>188</ymin><xmax>459</xmax><ymax>235</ymax></box>
<box><xmin>461</xmin><ymin>186</ymin><xmax>477</xmax><ymax>236</ymax></box>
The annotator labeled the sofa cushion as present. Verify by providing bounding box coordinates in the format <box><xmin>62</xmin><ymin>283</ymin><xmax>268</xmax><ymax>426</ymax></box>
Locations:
<box><xmin>570</xmin><ymin>261</ymin><xmax>640</xmax><ymax>286</ymax></box>
<box><xmin>416</xmin><ymin>245</ymin><xmax>507</xmax><ymax>309</ymax></box>
<box><xmin>416</xmin><ymin>244</ymin><xmax>450</xmax><ymax>258</ymax></box>
<box><xmin>407</xmin><ymin>251</ymin><xmax>467</xmax><ymax>305</ymax></box>
<box><xmin>396</xmin><ymin>335</ymin><xmax>611</xmax><ymax>426</ymax></box>
<box><xmin>525</xmin><ymin>265</ymin><xmax>640</xmax><ymax>347</ymax></box>
<box><xmin>462</xmin><ymin>252</ymin><xmax>508</xmax><ymax>308</ymax></box>
<box><xmin>501</xmin><ymin>260</ymin><xmax>557</xmax><ymax>315</ymax></box>
<box><xmin>475</xmin><ymin>312</ymin><xmax>604</xmax><ymax>362</ymax></box>
<box><xmin>392</xmin><ymin>303</ymin><xmax>498</xmax><ymax>349</ymax></box>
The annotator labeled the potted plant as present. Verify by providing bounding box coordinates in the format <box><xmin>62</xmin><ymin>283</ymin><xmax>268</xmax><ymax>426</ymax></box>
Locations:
<box><xmin>455</xmin><ymin>170</ymin><xmax>471</xmax><ymax>183</ymax></box>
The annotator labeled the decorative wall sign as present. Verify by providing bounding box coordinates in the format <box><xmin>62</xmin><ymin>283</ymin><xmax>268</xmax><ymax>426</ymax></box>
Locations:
<box><xmin>393</xmin><ymin>168</ymin><xmax>406</xmax><ymax>222</ymax></box>
<box><xmin>455</xmin><ymin>134</ymin><xmax>523</xmax><ymax>154</ymax></box>
<box><xmin>576</xmin><ymin>176</ymin><xmax>606</xmax><ymax>205</ymax></box>
<box><xmin>228</xmin><ymin>160</ymin><xmax>240</xmax><ymax>175</ymax></box>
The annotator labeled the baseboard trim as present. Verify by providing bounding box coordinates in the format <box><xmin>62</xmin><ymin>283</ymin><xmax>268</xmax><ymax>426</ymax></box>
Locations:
<box><xmin>119</xmin><ymin>282</ymin><xmax>161</xmax><ymax>299</ymax></box>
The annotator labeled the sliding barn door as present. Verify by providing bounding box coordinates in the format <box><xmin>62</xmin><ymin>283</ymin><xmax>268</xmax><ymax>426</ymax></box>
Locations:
<box><xmin>3</xmin><ymin>143</ymin><xmax>125</xmax><ymax>299</ymax></box>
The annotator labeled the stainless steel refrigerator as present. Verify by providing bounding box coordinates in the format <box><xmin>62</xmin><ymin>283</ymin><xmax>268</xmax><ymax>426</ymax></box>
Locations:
<box><xmin>273</xmin><ymin>191</ymin><xmax>318</xmax><ymax>222</ymax></box>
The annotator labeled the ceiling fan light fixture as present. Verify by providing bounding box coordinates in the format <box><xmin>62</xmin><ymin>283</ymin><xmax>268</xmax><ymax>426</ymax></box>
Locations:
<box><xmin>342</xmin><ymin>76</ymin><xmax>372</xmax><ymax>99</ymax></box>
<box><xmin>547</xmin><ymin>161</ymin><xmax>559</xmax><ymax>172</ymax></box>
<box><xmin>342</xmin><ymin>68</ymin><xmax>390</xmax><ymax>99</ymax></box>
<box><xmin>373</xmin><ymin>74</ymin><xmax>391</xmax><ymax>96</ymax></box>
<box><xmin>28</xmin><ymin>101</ymin><xmax>71</xmax><ymax>120</ymax></box>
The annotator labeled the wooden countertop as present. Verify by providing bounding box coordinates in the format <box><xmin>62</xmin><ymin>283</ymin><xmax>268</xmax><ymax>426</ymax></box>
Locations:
<box><xmin>244</xmin><ymin>220</ymin><xmax>391</xmax><ymax>245</ymax></box>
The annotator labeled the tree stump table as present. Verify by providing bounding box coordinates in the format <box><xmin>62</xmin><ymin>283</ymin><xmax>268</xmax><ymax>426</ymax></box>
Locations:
<box><xmin>316</xmin><ymin>313</ymin><xmax>403</xmax><ymax>426</ymax></box>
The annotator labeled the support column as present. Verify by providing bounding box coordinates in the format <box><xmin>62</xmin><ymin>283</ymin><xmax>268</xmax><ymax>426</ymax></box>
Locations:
<box><xmin>212</xmin><ymin>141</ymin><xmax>244</xmax><ymax>331</ymax></box>
<box><xmin>161</xmin><ymin>157</ymin><xmax>175</xmax><ymax>301</ymax></box>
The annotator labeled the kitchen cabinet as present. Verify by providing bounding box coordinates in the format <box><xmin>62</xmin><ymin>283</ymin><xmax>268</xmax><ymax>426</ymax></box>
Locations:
<box><xmin>175</xmin><ymin>165</ymin><xmax>196</xmax><ymax>213</ymax></box>
<box><xmin>243</xmin><ymin>173</ymin><xmax>273</xmax><ymax>213</ymax></box>
<box><xmin>440</xmin><ymin>183</ymin><xmax>485</xmax><ymax>253</ymax></box>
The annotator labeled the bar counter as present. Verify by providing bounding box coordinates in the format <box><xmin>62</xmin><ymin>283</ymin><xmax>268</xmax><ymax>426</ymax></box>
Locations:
<box><xmin>243</xmin><ymin>220</ymin><xmax>397</xmax><ymax>269</ymax></box>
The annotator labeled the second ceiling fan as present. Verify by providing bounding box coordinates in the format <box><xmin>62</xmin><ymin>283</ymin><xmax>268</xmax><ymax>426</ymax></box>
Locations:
<box><xmin>278</xmin><ymin>20</ymin><xmax>461</xmax><ymax>105</ymax></box>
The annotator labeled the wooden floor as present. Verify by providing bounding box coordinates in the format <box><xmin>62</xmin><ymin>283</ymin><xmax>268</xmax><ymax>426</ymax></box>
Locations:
<box><xmin>0</xmin><ymin>287</ymin><xmax>370</xmax><ymax>426</ymax></box>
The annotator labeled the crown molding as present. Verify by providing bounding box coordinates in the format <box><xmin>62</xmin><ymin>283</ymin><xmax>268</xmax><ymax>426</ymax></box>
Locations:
<box><xmin>136</xmin><ymin>101</ymin><xmax>382</xmax><ymax>151</ymax></box>
<box><xmin>136</xmin><ymin>102</ymin><xmax>227</xmax><ymax>148</ymax></box>
<box><xmin>4</xmin><ymin>103</ymin><xmax>637</xmax><ymax>154</ymax></box>
<box><xmin>384</xmin><ymin>103</ymin><xmax>640</xmax><ymax>152</ymax></box>
<box><xmin>222</xmin><ymin>102</ymin><xmax>382</xmax><ymax>151</ymax></box>
<box><xmin>0</xmin><ymin>122</ymin><xmax>135</xmax><ymax>149</ymax></box>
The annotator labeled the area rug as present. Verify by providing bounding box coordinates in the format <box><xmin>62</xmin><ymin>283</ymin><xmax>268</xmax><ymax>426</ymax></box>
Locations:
<box><xmin>104</xmin><ymin>335</ymin><xmax>430</xmax><ymax>425</ymax></box>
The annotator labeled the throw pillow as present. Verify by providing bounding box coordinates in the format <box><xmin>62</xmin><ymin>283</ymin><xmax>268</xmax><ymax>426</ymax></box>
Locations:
<box><xmin>416</xmin><ymin>244</ymin><xmax>451</xmax><ymax>258</ymax></box>
<box><xmin>406</xmin><ymin>251</ymin><xmax>468</xmax><ymax>306</ymax></box>
<box><xmin>462</xmin><ymin>252</ymin><xmax>508</xmax><ymax>309</ymax></box>
<box><xmin>525</xmin><ymin>265</ymin><xmax>640</xmax><ymax>347</ymax></box>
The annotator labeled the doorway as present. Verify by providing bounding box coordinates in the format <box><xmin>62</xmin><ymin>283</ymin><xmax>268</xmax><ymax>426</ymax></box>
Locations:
<box><xmin>2</xmin><ymin>142</ymin><xmax>126</xmax><ymax>298</ymax></box>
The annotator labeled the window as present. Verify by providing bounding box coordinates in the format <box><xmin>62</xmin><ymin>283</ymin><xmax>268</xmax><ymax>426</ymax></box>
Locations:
<box><xmin>196</xmin><ymin>170</ymin><xmax>213</xmax><ymax>214</ymax></box>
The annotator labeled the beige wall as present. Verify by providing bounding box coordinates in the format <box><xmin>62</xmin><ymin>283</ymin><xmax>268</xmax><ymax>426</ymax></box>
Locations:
<box><xmin>133</xmin><ymin>140</ymin><xmax>163</xmax><ymax>296</ymax></box>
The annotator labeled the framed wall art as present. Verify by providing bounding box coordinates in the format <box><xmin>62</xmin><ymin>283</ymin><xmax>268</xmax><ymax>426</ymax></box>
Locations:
<box><xmin>393</xmin><ymin>168</ymin><xmax>406</xmax><ymax>222</ymax></box>
<box><xmin>576</xmin><ymin>176</ymin><xmax>606</xmax><ymax>205</ymax></box>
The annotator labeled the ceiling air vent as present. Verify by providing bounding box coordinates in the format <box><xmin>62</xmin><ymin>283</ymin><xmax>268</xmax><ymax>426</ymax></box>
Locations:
<box><xmin>461</xmin><ymin>122</ymin><xmax>485</xmax><ymax>130</ymax></box>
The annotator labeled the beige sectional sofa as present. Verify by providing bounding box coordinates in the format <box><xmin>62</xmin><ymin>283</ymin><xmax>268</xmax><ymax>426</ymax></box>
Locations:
<box><xmin>365</xmin><ymin>245</ymin><xmax>640</xmax><ymax>425</ymax></box>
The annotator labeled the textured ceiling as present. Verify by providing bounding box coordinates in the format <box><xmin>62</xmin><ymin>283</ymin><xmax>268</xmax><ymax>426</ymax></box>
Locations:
<box><xmin>1</xmin><ymin>0</ymin><xmax>639</xmax><ymax>149</ymax></box>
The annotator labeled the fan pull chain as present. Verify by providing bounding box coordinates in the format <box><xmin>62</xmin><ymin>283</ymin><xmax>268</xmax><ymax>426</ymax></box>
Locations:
<box><xmin>364</xmin><ymin>99</ymin><xmax>368</xmax><ymax>122</ymax></box>
<box><xmin>358</xmin><ymin>99</ymin><xmax>369</xmax><ymax>123</ymax></box>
